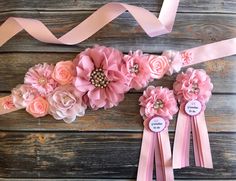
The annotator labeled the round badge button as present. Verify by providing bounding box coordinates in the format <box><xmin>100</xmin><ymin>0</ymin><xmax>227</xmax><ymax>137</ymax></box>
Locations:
<box><xmin>148</xmin><ymin>117</ymin><xmax>166</xmax><ymax>133</ymax></box>
<box><xmin>185</xmin><ymin>99</ymin><xmax>202</xmax><ymax>116</ymax></box>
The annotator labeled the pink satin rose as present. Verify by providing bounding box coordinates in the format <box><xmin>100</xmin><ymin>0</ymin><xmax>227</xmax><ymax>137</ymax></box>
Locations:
<box><xmin>11</xmin><ymin>84</ymin><xmax>39</xmax><ymax>108</ymax></box>
<box><xmin>121</xmin><ymin>50</ymin><xmax>152</xmax><ymax>90</ymax></box>
<box><xmin>47</xmin><ymin>85</ymin><xmax>87</xmax><ymax>123</ymax></box>
<box><xmin>73</xmin><ymin>45</ymin><xmax>127</xmax><ymax>110</ymax></box>
<box><xmin>139</xmin><ymin>86</ymin><xmax>178</xmax><ymax>120</ymax></box>
<box><xmin>173</xmin><ymin>68</ymin><xmax>213</xmax><ymax>103</ymax></box>
<box><xmin>26</xmin><ymin>96</ymin><xmax>49</xmax><ymax>118</ymax></box>
<box><xmin>147</xmin><ymin>55</ymin><xmax>170</xmax><ymax>79</ymax></box>
<box><xmin>52</xmin><ymin>60</ymin><xmax>76</xmax><ymax>85</ymax></box>
<box><xmin>24</xmin><ymin>63</ymin><xmax>58</xmax><ymax>96</ymax></box>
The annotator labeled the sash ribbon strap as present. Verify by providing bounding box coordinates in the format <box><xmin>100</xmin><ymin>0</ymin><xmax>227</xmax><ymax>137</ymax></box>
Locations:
<box><xmin>0</xmin><ymin>0</ymin><xmax>179</xmax><ymax>46</ymax></box>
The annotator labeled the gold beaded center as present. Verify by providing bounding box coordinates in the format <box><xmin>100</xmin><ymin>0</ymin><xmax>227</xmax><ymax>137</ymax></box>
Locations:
<box><xmin>38</xmin><ymin>77</ymin><xmax>47</xmax><ymax>85</ymax></box>
<box><xmin>153</xmin><ymin>99</ymin><xmax>164</xmax><ymax>110</ymax></box>
<box><xmin>90</xmin><ymin>68</ymin><xmax>109</xmax><ymax>88</ymax></box>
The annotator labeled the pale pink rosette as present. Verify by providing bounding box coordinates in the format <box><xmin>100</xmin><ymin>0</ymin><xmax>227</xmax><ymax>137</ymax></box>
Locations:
<box><xmin>11</xmin><ymin>84</ymin><xmax>39</xmax><ymax>108</ymax></box>
<box><xmin>173</xmin><ymin>68</ymin><xmax>213</xmax><ymax>105</ymax></box>
<box><xmin>73</xmin><ymin>45</ymin><xmax>127</xmax><ymax>110</ymax></box>
<box><xmin>52</xmin><ymin>60</ymin><xmax>76</xmax><ymax>85</ymax></box>
<box><xmin>147</xmin><ymin>55</ymin><xmax>170</xmax><ymax>79</ymax></box>
<box><xmin>26</xmin><ymin>96</ymin><xmax>49</xmax><ymax>118</ymax></box>
<box><xmin>139</xmin><ymin>86</ymin><xmax>178</xmax><ymax>120</ymax></box>
<box><xmin>162</xmin><ymin>50</ymin><xmax>183</xmax><ymax>75</ymax></box>
<box><xmin>47</xmin><ymin>85</ymin><xmax>87</xmax><ymax>123</ymax></box>
<box><xmin>121</xmin><ymin>50</ymin><xmax>152</xmax><ymax>90</ymax></box>
<box><xmin>24</xmin><ymin>63</ymin><xmax>58</xmax><ymax>96</ymax></box>
<box><xmin>2</xmin><ymin>96</ymin><xmax>15</xmax><ymax>110</ymax></box>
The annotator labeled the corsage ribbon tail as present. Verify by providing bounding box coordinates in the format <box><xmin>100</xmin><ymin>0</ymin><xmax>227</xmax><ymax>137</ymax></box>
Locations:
<box><xmin>155</xmin><ymin>129</ymin><xmax>174</xmax><ymax>181</ymax></box>
<box><xmin>191</xmin><ymin>112</ymin><xmax>213</xmax><ymax>168</ymax></box>
<box><xmin>137</xmin><ymin>128</ymin><xmax>174</xmax><ymax>181</ymax></box>
<box><xmin>137</xmin><ymin>128</ymin><xmax>155</xmax><ymax>181</ymax></box>
<box><xmin>173</xmin><ymin>110</ymin><xmax>191</xmax><ymax>169</ymax></box>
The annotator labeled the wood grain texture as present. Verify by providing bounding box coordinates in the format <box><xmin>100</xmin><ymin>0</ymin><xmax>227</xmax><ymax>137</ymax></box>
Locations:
<box><xmin>0</xmin><ymin>93</ymin><xmax>235</xmax><ymax>132</ymax></box>
<box><xmin>0</xmin><ymin>0</ymin><xmax>236</xmax><ymax>180</ymax></box>
<box><xmin>0</xmin><ymin>53</ymin><xmax>236</xmax><ymax>93</ymax></box>
<box><xmin>0</xmin><ymin>132</ymin><xmax>235</xmax><ymax>179</ymax></box>
<box><xmin>0</xmin><ymin>0</ymin><xmax>235</xmax><ymax>13</ymax></box>
<box><xmin>0</xmin><ymin>12</ymin><xmax>235</xmax><ymax>53</ymax></box>
<box><xmin>2</xmin><ymin>180</ymin><xmax>236</xmax><ymax>181</ymax></box>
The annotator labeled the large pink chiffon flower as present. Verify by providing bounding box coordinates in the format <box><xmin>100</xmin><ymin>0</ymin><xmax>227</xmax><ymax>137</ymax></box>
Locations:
<box><xmin>11</xmin><ymin>84</ymin><xmax>39</xmax><ymax>108</ymax></box>
<box><xmin>139</xmin><ymin>86</ymin><xmax>178</xmax><ymax>120</ymax></box>
<box><xmin>173</xmin><ymin>68</ymin><xmax>213</xmax><ymax>103</ymax></box>
<box><xmin>73</xmin><ymin>46</ymin><xmax>127</xmax><ymax>110</ymax></box>
<box><xmin>47</xmin><ymin>85</ymin><xmax>87</xmax><ymax>123</ymax></box>
<box><xmin>24</xmin><ymin>63</ymin><xmax>58</xmax><ymax>96</ymax></box>
<box><xmin>121</xmin><ymin>50</ymin><xmax>152</xmax><ymax>90</ymax></box>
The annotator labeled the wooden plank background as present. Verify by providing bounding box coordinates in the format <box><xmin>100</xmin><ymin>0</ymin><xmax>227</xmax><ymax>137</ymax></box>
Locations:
<box><xmin>0</xmin><ymin>0</ymin><xmax>236</xmax><ymax>180</ymax></box>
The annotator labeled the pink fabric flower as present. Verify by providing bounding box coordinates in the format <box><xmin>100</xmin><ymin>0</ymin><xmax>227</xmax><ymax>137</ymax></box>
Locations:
<box><xmin>73</xmin><ymin>45</ymin><xmax>127</xmax><ymax>110</ymax></box>
<box><xmin>11</xmin><ymin>84</ymin><xmax>39</xmax><ymax>108</ymax></box>
<box><xmin>26</xmin><ymin>96</ymin><xmax>49</xmax><ymax>118</ymax></box>
<box><xmin>47</xmin><ymin>85</ymin><xmax>87</xmax><ymax>123</ymax></box>
<box><xmin>2</xmin><ymin>96</ymin><xmax>15</xmax><ymax>110</ymax></box>
<box><xmin>147</xmin><ymin>55</ymin><xmax>170</xmax><ymax>79</ymax></box>
<box><xmin>162</xmin><ymin>50</ymin><xmax>183</xmax><ymax>75</ymax></box>
<box><xmin>139</xmin><ymin>86</ymin><xmax>178</xmax><ymax>120</ymax></box>
<box><xmin>173</xmin><ymin>68</ymin><xmax>213</xmax><ymax>103</ymax></box>
<box><xmin>52</xmin><ymin>60</ymin><xmax>76</xmax><ymax>85</ymax></box>
<box><xmin>24</xmin><ymin>63</ymin><xmax>58</xmax><ymax>96</ymax></box>
<box><xmin>121</xmin><ymin>50</ymin><xmax>152</xmax><ymax>90</ymax></box>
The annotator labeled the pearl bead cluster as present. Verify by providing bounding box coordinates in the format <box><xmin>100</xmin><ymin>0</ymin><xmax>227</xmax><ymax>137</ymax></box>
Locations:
<box><xmin>90</xmin><ymin>68</ymin><xmax>109</xmax><ymax>88</ymax></box>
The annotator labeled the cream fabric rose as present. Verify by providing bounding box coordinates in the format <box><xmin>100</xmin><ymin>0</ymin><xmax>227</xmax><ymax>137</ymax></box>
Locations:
<box><xmin>47</xmin><ymin>85</ymin><xmax>87</xmax><ymax>123</ymax></box>
<box><xmin>11</xmin><ymin>84</ymin><xmax>39</xmax><ymax>108</ymax></box>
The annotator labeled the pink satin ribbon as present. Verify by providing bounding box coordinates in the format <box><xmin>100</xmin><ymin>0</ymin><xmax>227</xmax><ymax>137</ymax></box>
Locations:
<box><xmin>182</xmin><ymin>38</ymin><xmax>236</xmax><ymax>67</ymax></box>
<box><xmin>0</xmin><ymin>0</ymin><xmax>179</xmax><ymax>47</ymax></box>
<box><xmin>137</xmin><ymin>128</ymin><xmax>174</xmax><ymax>181</ymax></box>
<box><xmin>173</xmin><ymin>110</ymin><xmax>213</xmax><ymax>169</ymax></box>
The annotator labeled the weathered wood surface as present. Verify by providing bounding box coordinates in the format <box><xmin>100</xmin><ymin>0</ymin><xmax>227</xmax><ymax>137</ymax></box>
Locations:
<box><xmin>0</xmin><ymin>53</ymin><xmax>235</xmax><ymax>93</ymax></box>
<box><xmin>0</xmin><ymin>0</ymin><xmax>236</xmax><ymax>180</ymax></box>
<box><xmin>0</xmin><ymin>12</ymin><xmax>236</xmax><ymax>53</ymax></box>
<box><xmin>0</xmin><ymin>132</ymin><xmax>235</xmax><ymax>179</ymax></box>
<box><xmin>0</xmin><ymin>93</ymin><xmax>235</xmax><ymax>132</ymax></box>
<box><xmin>0</xmin><ymin>0</ymin><xmax>235</xmax><ymax>13</ymax></box>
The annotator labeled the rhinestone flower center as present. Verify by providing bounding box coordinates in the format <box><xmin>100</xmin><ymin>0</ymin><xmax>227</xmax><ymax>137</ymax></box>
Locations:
<box><xmin>153</xmin><ymin>99</ymin><xmax>164</xmax><ymax>110</ymax></box>
<box><xmin>129</xmin><ymin>64</ymin><xmax>139</xmax><ymax>74</ymax></box>
<box><xmin>190</xmin><ymin>83</ymin><xmax>200</xmax><ymax>94</ymax></box>
<box><xmin>90</xmin><ymin>68</ymin><xmax>109</xmax><ymax>88</ymax></box>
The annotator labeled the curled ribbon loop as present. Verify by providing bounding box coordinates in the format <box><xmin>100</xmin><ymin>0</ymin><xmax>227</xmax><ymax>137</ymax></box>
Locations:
<box><xmin>0</xmin><ymin>0</ymin><xmax>179</xmax><ymax>47</ymax></box>
<box><xmin>173</xmin><ymin>68</ymin><xmax>213</xmax><ymax>168</ymax></box>
<box><xmin>137</xmin><ymin>86</ymin><xmax>178</xmax><ymax>181</ymax></box>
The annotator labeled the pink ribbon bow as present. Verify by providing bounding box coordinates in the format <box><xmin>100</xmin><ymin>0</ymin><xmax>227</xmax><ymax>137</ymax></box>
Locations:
<box><xmin>173</xmin><ymin>68</ymin><xmax>214</xmax><ymax>169</ymax></box>
<box><xmin>137</xmin><ymin>86</ymin><xmax>178</xmax><ymax>181</ymax></box>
